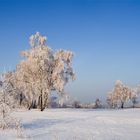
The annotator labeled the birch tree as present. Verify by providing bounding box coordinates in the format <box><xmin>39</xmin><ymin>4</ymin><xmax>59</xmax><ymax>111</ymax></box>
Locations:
<box><xmin>107</xmin><ymin>80</ymin><xmax>130</xmax><ymax>108</ymax></box>
<box><xmin>15</xmin><ymin>32</ymin><xmax>75</xmax><ymax>111</ymax></box>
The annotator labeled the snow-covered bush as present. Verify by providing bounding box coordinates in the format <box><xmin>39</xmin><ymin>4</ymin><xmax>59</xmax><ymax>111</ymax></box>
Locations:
<box><xmin>0</xmin><ymin>74</ymin><xmax>23</xmax><ymax>137</ymax></box>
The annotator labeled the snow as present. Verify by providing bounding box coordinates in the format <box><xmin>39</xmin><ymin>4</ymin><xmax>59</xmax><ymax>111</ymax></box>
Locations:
<box><xmin>0</xmin><ymin>108</ymin><xmax>140</xmax><ymax>140</ymax></box>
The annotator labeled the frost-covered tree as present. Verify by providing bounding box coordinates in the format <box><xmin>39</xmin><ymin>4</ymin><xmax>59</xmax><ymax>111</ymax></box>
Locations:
<box><xmin>95</xmin><ymin>98</ymin><xmax>102</xmax><ymax>108</ymax></box>
<box><xmin>120</xmin><ymin>86</ymin><xmax>131</xmax><ymax>108</ymax></box>
<box><xmin>72</xmin><ymin>100</ymin><xmax>81</xmax><ymax>108</ymax></box>
<box><xmin>130</xmin><ymin>87</ymin><xmax>139</xmax><ymax>108</ymax></box>
<box><xmin>107</xmin><ymin>91</ymin><xmax>118</xmax><ymax>108</ymax></box>
<box><xmin>15</xmin><ymin>32</ymin><xmax>75</xmax><ymax>111</ymax></box>
<box><xmin>107</xmin><ymin>80</ymin><xmax>130</xmax><ymax>108</ymax></box>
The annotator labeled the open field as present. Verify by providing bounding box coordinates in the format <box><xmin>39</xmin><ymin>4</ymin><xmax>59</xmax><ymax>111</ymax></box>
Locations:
<box><xmin>0</xmin><ymin>108</ymin><xmax>140</xmax><ymax>140</ymax></box>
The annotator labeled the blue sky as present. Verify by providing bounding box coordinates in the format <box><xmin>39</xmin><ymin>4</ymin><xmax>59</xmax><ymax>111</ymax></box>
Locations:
<box><xmin>0</xmin><ymin>0</ymin><xmax>140</xmax><ymax>102</ymax></box>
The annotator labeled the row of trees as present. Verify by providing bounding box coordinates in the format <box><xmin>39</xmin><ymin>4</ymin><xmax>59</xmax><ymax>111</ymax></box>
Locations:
<box><xmin>0</xmin><ymin>32</ymin><xmax>75</xmax><ymax>111</ymax></box>
<box><xmin>55</xmin><ymin>96</ymin><xmax>102</xmax><ymax>109</ymax></box>
<box><xmin>47</xmin><ymin>79</ymin><xmax>140</xmax><ymax>109</ymax></box>
<box><xmin>107</xmin><ymin>80</ymin><xmax>140</xmax><ymax>108</ymax></box>
<box><xmin>67</xmin><ymin>81</ymin><xmax>140</xmax><ymax>109</ymax></box>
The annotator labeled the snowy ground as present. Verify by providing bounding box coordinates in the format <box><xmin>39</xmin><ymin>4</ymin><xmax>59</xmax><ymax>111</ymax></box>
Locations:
<box><xmin>0</xmin><ymin>108</ymin><xmax>140</xmax><ymax>140</ymax></box>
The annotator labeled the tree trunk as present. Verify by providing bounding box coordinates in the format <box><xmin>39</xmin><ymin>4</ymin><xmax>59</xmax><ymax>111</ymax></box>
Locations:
<box><xmin>19</xmin><ymin>93</ymin><xmax>23</xmax><ymax>106</ymax></box>
<box><xmin>40</xmin><ymin>94</ymin><xmax>43</xmax><ymax>111</ymax></box>
<box><xmin>28</xmin><ymin>99</ymin><xmax>33</xmax><ymax>110</ymax></box>
<box><xmin>121</xmin><ymin>102</ymin><xmax>124</xmax><ymax>109</ymax></box>
<box><xmin>38</xmin><ymin>90</ymin><xmax>49</xmax><ymax>111</ymax></box>
<box><xmin>38</xmin><ymin>95</ymin><xmax>41</xmax><ymax>108</ymax></box>
<box><xmin>28</xmin><ymin>104</ymin><xmax>32</xmax><ymax>110</ymax></box>
<box><xmin>32</xmin><ymin>100</ymin><xmax>37</xmax><ymax>108</ymax></box>
<box><xmin>42</xmin><ymin>95</ymin><xmax>48</xmax><ymax>111</ymax></box>
<box><xmin>133</xmin><ymin>103</ymin><xmax>135</xmax><ymax>108</ymax></box>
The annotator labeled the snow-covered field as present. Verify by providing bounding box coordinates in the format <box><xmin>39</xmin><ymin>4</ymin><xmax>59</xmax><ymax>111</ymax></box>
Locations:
<box><xmin>0</xmin><ymin>108</ymin><xmax>140</xmax><ymax>140</ymax></box>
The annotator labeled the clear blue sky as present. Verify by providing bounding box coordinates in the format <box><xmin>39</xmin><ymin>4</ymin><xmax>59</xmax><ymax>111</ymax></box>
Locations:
<box><xmin>0</xmin><ymin>0</ymin><xmax>140</xmax><ymax>102</ymax></box>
